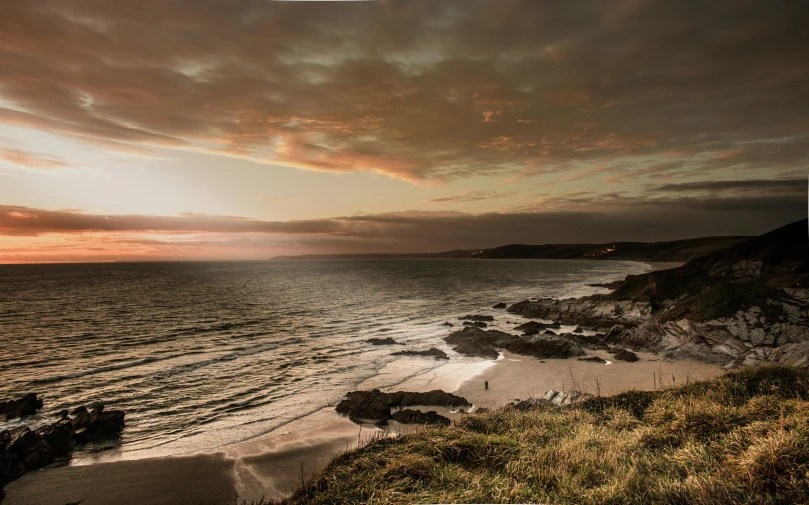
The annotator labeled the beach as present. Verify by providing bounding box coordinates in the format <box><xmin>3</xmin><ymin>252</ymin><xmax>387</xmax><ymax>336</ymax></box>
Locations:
<box><xmin>4</xmin><ymin>345</ymin><xmax>724</xmax><ymax>504</ymax></box>
<box><xmin>4</xmin><ymin>260</ymin><xmax>730</xmax><ymax>504</ymax></box>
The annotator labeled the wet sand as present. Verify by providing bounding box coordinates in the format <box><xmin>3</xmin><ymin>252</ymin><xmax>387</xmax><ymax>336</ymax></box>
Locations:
<box><xmin>4</xmin><ymin>452</ymin><xmax>239</xmax><ymax>505</ymax></box>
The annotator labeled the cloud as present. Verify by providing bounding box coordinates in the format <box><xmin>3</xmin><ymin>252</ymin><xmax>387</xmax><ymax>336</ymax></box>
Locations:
<box><xmin>1</xmin><ymin>176</ymin><xmax>804</xmax><ymax>263</ymax></box>
<box><xmin>649</xmin><ymin>178</ymin><xmax>807</xmax><ymax>194</ymax></box>
<box><xmin>0</xmin><ymin>1</ymin><xmax>806</xmax><ymax>183</ymax></box>
<box><xmin>423</xmin><ymin>190</ymin><xmax>516</xmax><ymax>205</ymax></box>
<box><xmin>0</xmin><ymin>147</ymin><xmax>71</xmax><ymax>170</ymax></box>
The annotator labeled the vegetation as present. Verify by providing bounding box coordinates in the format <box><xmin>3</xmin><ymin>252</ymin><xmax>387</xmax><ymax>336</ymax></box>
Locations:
<box><xmin>272</xmin><ymin>366</ymin><xmax>809</xmax><ymax>505</ymax></box>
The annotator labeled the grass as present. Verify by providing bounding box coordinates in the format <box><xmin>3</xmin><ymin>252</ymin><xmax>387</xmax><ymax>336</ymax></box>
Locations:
<box><xmin>266</xmin><ymin>366</ymin><xmax>809</xmax><ymax>505</ymax></box>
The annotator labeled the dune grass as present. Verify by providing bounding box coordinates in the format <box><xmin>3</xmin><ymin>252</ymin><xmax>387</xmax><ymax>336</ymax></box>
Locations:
<box><xmin>270</xmin><ymin>366</ymin><xmax>809</xmax><ymax>505</ymax></box>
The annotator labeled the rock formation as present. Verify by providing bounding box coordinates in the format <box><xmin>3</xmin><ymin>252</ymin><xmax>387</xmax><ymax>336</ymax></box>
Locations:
<box><xmin>0</xmin><ymin>393</ymin><xmax>42</xmax><ymax>422</ymax></box>
<box><xmin>366</xmin><ymin>337</ymin><xmax>401</xmax><ymax>345</ymax></box>
<box><xmin>391</xmin><ymin>348</ymin><xmax>449</xmax><ymax>360</ymax></box>
<box><xmin>507</xmin><ymin>220</ymin><xmax>809</xmax><ymax>368</ymax></box>
<box><xmin>336</xmin><ymin>390</ymin><xmax>470</xmax><ymax>424</ymax></box>
<box><xmin>459</xmin><ymin>315</ymin><xmax>495</xmax><ymax>322</ymax></box>
<box><xmin>0</xmin><ymin>400</ymin><xmax>125</xmax><ymax>499</ymax></box>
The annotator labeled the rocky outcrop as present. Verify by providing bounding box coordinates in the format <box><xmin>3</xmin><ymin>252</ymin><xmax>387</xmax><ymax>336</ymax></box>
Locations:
<box><xmin>0</xmin><ymin>394</ymin><xmax>43</xmax><ymax>422</ymax></box>
<box><xmin>504</xmin><ymin>220</ymin><xmax>809</xmax><ymax>369</ymax></box>
<box><xmin>1</xmin><ymin>402</ymin><xmax>125</xmax><ymax>498</ymax></box>
<box><xmin>392</xmin><ymin>348</ymin><xmax>449</xmax><ymax>360</ymax></box>
<box><xmin>459</xmin><ymin>315</ymin><xmax>495</xmax><ymax>322</ymax></box>
<box><xmin>336</xmin><ymin>390</ymin><xmax>470</xmax><ymax>424</ymax></box>
<box><xmin>366</xmin><ymin>337</ymin><xmax>401</xmax><ymax>345</ymax></box>
<box><xmin>514</xmin><ymin>320</ymin><xmax>561</xmax><ymax>335</ymax></box>
<box><xmin>444</xmin><ymin>327</ymin><xmax>518</xmax><ymax>359</ymax></box>
<box><xmin>492</xmin><ymin>303</ymin><xmax>507</xmax><ymax>309</ymax></box>
<box><xmin>508</xmin><ymin>297</ymin><xmax>651</xmax><ymax>331</ymax></box>
<box><xmin>506</xmin><ymin>335</ymin><xmax>585</xmax><ymax>359</ymax></box>
<box><xmin>463</xmin><ymin>321</ymin><xmax>488</xmax><ymax>328</ymax></box>
<box><xmin>441</xmin><ymin>322</ymin><xmax>454</xmax><ymax>327</ymax></box>
<box><xmin>513</xmin><ymin>390</ymin><xmax>593</xmax><ymax>410</ymax></box>
<box><xmin>390</xmin><ymin>409</ymin><xmax>450</xmax><ymax>425</ymax></box>
<box><xmin>611</xmin><ymin>349</ymin><xmax>639</xmax><ymax>362</ymax></box>
<box><xmin>71</xmin><ymin>404</ymin><xmax>126</xmax><ymax>443</ymax></box>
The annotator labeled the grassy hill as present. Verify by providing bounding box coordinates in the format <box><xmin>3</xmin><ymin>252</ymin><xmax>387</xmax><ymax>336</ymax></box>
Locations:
<box><xmin>273</xmin><ymin>366</ymin><xmax>809</xmax><ymax>505</ymax></box>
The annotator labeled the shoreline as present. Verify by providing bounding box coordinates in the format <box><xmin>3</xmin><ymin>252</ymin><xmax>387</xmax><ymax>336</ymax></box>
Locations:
<box><xmin>5</xmin><ymin>348</ymin><xmax>725</xmax><ymax>504</ymax></box>
<box><xmin>3</xmin><ymin>259</ymin><xmax>701</xmax><ymax>504</ymax></box>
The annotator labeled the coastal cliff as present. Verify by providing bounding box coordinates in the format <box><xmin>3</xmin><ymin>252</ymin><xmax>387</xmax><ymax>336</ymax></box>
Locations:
<box><xmin>508</xmin><ymin>219</ymin><xmax>809</xmax><ymax>368</ymax></box>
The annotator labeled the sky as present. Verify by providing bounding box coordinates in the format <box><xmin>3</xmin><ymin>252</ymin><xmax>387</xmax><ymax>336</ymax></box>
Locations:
<box><xmin>0</xmin><ymin>0</ymin><xmax>807</xmax><ymax>263</ymax></box>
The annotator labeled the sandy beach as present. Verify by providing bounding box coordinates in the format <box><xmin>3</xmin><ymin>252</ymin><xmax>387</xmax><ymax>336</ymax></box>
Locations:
<box><xmin>4</xmin><ymin>259</ymin><xmax>723</xmax><ymax>505</ymax></box>
<box><xmin>5</xmin><ymin>345</ymin><xmax>725</xmax><ymax>505</ymax></box>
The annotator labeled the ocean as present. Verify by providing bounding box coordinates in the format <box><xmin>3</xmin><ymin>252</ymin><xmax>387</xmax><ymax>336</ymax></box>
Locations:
<box><xmin>0</xmin><ymin>259</ymin><xmax>649</xmax><ymax>461</ymax></box>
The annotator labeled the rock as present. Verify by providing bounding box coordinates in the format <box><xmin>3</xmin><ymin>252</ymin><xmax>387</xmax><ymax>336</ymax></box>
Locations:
<box><xmin>512</xmin><ymin>390</ymin><xmax>592</xmax><ymax>410</ymax></box>
<box><xmin>391</xmin><ymin>409</ymin><xmax>451</xmax><ymax>425</ymax></box>
<box><xmin>612</xmin><ymin>348</ymin><xmax>639</xmax><ymax>362</ymax></box>
<box><xmin>392</xmin><ymin>348</ymin><xmax>449</xmax><ymax>360</ymax></box>
<box><xmin>543</xmin><ymin>330</ymin><xmax>557</xmax><ymax>335</ymax></box>
<box><xmin>506</xmin><ymin>335</ymin><xmax>585</xmax><ymax>359</ymax></box>
<box><xmin>463</xmin><ymin>321</ymin><xmax>488</xmax><ymax>328</ymax></box>
<box><xmin>0</xmin><ymin>393</ymin><xmax>43</xmax><ymax>422</ymax></box>
<box><xmin>336</xmin><ymin>389</ymin><xmax>470</xmax><ymax>423</ymax></box>
<box><xmin>514</xmin><ymin>321</ymin><xmax>560</xmax><ymax>335</ymax></box>
<box><xmin>76</xmin><ymin>411</ymin><xmax>126</xmax><ymax>443</ymax></box>
<box><xmin>441</xmin><ymin>322</ymin><xmax>454</xmax><ymax>327</ymax></box>
<box><xmin>492</xmin><ymin>303</ymin><xmax>507</xmax><ymax>309</ymax></box>
<box><xmin>578</xmin><ymin>356</ymin><xmax>606</xmax><ymax>363</ymax></box>
<box><xmin>459</xmin><ymin>315</ymin><xmax>495</xmax><ymax>322</ymax></box>
<box><xmin>573</xmin><ymin>327</ymin><xmax>584</xmax><ymax>333</ymax></box>
<box><xmin>562</xmin><ymin>332</ymin><xmax>610</xmax><ymax>350</ymax></box>
<box><xmin>0</xmin><ymin>431</ymin><xmax>27</xmax><ymax>486</ymax></box>
<box><xmin>71</xmin><ymin>406</ymin><xmax>92</xmax><ymax>428</ymax></box>
<box><xmin>444</xmin><ymin>327</ymin><xmax>518</xmax><ymax>359</ymax></box>
<box><xmin>366</xmin><ymin>337</ymin><xmax>400</xmax><ymax>345</ymax></box>
<box><xmin>508</xmin><ymin>298</ymin><xmax>649</xmax><ymax>329</ymax></box>
<box><xmin>336</xmin><ymin>391</ymin><xmax>391</xmax><ymax>421</ymax></box>
<box><xmin>542</xmin><ymin>390</ymin><xmax>593</xmax><ymax>406</ymax></box>
<box><xmin>35</xmin><ymin>419</ymin><xmax>75</xmax><ymax>457</ymax></box>
<box><xmin>4</xmin><ymin>427</ymin><xmax>54</xmax><ymax>471</ymax></box>
<box><xmin>72</xmin><ymin>404</ymin><xmax>125</xmax><ymax>443</ymax></box>
<box><xmin>603</xmin><ymin>324</ymin><xmax>627</xmax><ymax>342</ymax></box>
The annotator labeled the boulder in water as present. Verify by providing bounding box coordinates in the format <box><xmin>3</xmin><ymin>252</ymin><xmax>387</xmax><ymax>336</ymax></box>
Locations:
<box><xmin>0</xmin><ymin>393</ymin><xmax>43</xmax><ymax>422</ymax></box>
<box><xmin>392</xmin><ymin>348</ymin><xmax>449</xmax><ymax>360</ymax></box>
<box><xmin>463</xmin><ymin>321</ymin><xmax>488</xmax><ymax>328</ymax></box>
<box><xmin>366</xmin><ymin>337</ymin><xmax>400</xmax><ymax>345</ymax></box>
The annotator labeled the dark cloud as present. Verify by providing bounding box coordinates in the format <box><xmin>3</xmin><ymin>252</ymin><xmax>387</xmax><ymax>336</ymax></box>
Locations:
<box><xmin>0</xmin><ymin>0</ymin><xmax>807</xmax><ymax>182</ymax></box>
<box><xmin>650</xmin><ymin>178</ymin><xmax>806</xmax><ymax>194</ymax></box>
<box><xmin>2</xmin><ymin>176</ymin><xmax>804</xmax><ymax>256</ymax></box>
